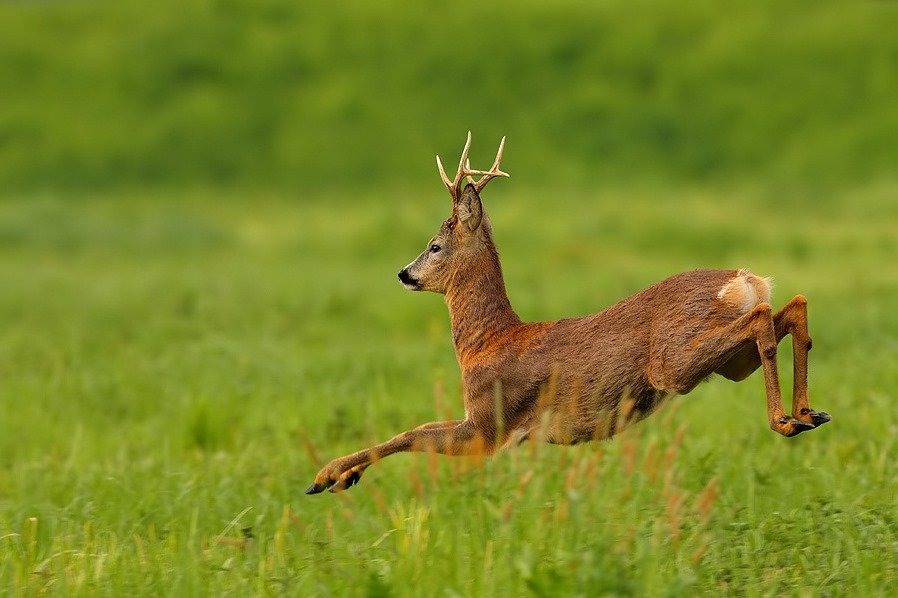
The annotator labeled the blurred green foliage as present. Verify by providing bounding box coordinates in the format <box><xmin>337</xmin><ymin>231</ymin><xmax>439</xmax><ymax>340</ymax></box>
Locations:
<box><xmin>1</xmin><ymin>0</ymin><xmax>896</xmax><ymax>194</ymax></box>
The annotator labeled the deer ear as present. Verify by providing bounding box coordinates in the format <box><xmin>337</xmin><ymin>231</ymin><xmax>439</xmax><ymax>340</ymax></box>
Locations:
<box><xmin>455</xmin><ymin>184</ymin><xmax>483</xmax><ymax>232</ymax></box>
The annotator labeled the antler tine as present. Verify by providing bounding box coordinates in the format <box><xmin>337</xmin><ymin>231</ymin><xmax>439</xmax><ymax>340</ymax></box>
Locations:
<box><xmin>457</xmin><ymin>130</ymin><xmax>473</xmax><ymax>182</ymax></box>
<box><xmin>487</xmin><ymin>136</ymin><xmax>506</xmax><ymax>172</ymax></box>
<box><xmin>436</xmin><ymin>154</ymin><xmax>452</xmax><ymax>190</ymax></box>
<box><xmin>436</xmin><ymin>131</ymin><xmax>476</xmax><ymax>201</ymax></box>
<box><xmin>470</xmin><ymin>136</ymin><xmax>509</xmax><ymax>193</ymax></box>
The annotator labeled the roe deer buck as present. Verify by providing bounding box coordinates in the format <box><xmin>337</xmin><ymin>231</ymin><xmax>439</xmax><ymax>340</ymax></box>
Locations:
<box><xmin>306</xmin><ymin>132</ymin><xmax>830</xmax><ymax>494</ymax></box>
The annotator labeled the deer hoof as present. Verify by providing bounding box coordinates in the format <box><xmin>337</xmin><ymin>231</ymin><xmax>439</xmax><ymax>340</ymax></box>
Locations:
<box><xmin>774</xmin><ymin>416</ymin><xmax>816</xmax><ymax>437</ymax></box>
<box><xmin>810</xmin><ymin>411</ymin><xmax>831</xmax><ymax>426</ymax></box>
<box><xmin>307</xmin><ymin>459</ymin><xmax>359</xmax><ymax>495</ymax></box>
<box><xmin>793</xmin><ymin>408</ymin><xmax>832</xmax><ymax>428</ymax></box>
<box><xmin>790</xmin><ymin>419</ymin><xmax>816</xmax><ymax>435</ymax></box>
<box><xmin>305</xmin><ymin>482</ymin><xmax>332</xmax><ymax>495</ymax></box>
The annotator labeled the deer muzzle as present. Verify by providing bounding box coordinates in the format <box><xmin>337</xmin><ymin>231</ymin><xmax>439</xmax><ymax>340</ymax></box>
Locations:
<box><xmin>398</xmin><ymin>268</ymin><xmax>420</xmax><ymax>290</ymax></box>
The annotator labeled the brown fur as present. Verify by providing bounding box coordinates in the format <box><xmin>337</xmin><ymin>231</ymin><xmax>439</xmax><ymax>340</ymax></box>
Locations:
<box><xmin>306</xmin><ymin>144</ymin><xmax>830</xmax><ymax>495</ymax></box>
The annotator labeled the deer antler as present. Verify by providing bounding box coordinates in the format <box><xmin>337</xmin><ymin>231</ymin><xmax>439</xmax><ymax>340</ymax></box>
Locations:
<box><xmin>436</xmin><ymin>131</ymin><xmax>509</xmax><ymax>202</ymax></box>
<box><xmin>465</xmin><ymin>135</ymin><xmax>508</xmax><ymax>193</ymax></box>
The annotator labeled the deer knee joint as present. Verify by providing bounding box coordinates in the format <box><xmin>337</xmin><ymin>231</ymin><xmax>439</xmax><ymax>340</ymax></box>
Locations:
<box><xmin>754</xmin><ymin>303</ymin><xmax>773</xmax><ymax>317</ymax></box>
<box><xmin>762</xmin><ymin>345</ymin><xmax>777</xmax><ymax>360</ymax></box>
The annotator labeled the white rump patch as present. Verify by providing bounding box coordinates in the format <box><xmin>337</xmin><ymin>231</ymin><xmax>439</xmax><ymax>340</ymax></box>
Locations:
<box><xmin>717</xmin><ymin>268</ymin><xmax>773</xmax><ymax>313</ymax></box>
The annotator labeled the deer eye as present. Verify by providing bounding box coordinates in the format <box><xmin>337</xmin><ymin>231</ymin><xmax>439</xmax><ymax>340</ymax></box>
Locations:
<box><xmin>429</xmin><ymin>244</ymin><xmax>442</xmax><ymax>253</ymax></box>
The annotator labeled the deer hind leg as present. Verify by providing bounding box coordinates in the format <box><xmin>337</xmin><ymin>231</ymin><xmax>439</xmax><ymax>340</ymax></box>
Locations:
<box><xmin>656</xmin><ymin>303</ymin><xmax>816</xmax><ymax>437</ymax></box>
<box><xmin>715</xmin><ymin>295</ymin><xmax>830</xmax><ymax>428</ymax></box>
<box><xmin>772</xmin><ymin>295</ymin><xmax>831</xmax><ymax>427</ymax></box>
<box><xmin>306</xmin><ymin>419</ymin><xmax>487</xmax><ymax>494</ymax></box>
<box><xmin>747</xmin><ymin>304</ymin><xmax>818</xmax><ymax>436</ymax></box>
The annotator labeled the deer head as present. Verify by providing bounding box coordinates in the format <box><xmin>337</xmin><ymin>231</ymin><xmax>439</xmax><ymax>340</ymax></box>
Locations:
<box><xmin>398</xmin><ymin>132</ymin><xmax>509</xmax><ymax>293</ymax></box>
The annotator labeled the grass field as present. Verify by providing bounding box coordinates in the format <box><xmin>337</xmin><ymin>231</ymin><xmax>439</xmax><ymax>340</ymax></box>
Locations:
<box><xmin>2</xmin><ymin>0</ymin><xmax>897</xmax><ymax>594</ymax></box>
<box><xmin>1</xmin><ymin>183</ymin><xmax>896</xmax><ymax>595</ymax></box>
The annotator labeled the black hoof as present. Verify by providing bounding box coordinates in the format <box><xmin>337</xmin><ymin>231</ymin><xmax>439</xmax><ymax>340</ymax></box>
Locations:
<box><xmin>778</xmin><ymin>416</ymin><xmax>815</xmax><ymax>437</ymax></box>
<box><xmin>792</xmin><ymin>419</ymin><xmax>816</xmax><ymax>434</ymax></box>
<box><xmin>305</xmin><ymin>482</ymin><xmax>329</xmax><ymax>495</ymax></box>
<box><xmin>810</xmin><ymin>411</ymin><xmax>831</xmax><ymax>426</ymax></box>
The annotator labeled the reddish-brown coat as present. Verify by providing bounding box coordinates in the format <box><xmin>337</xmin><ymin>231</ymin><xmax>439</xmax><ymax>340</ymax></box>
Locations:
<box><xmin>306</xmin><ymin>138</ymin><xmax>830</xmax><ymax>495</ymax></box>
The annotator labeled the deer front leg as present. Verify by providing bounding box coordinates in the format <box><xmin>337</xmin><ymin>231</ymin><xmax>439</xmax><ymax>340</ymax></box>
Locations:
<box><xmin>773</xmin><ymin>295</ymin><xmax>831</xmax><ymax>428</ymax></box>
<box><xmin>306</xmin><ymin>419</ymin><xmax>487</xmax><ymax>494</ymax></box>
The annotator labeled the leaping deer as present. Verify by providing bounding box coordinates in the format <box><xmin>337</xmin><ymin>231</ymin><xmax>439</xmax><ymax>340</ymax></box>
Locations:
<box><xmin>306</xmin><ymin>132</ymin><xmax>830</xmax><ymax>494</ymax></box>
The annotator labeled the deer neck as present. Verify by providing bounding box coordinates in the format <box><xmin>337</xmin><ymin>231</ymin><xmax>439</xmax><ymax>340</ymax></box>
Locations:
<box><xmin>445</xmin><ymin>242</ymin><xmax>521</xmax><ymax>361</ymax></box>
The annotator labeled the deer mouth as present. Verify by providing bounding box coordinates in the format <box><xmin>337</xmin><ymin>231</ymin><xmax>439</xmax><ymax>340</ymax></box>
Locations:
<box><xmin>398</xmin><ymin>268</ymin><xmax>421</xmax><ymax>290</ymax></box>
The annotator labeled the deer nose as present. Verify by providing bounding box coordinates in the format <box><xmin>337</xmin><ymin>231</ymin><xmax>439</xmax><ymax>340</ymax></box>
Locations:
<box><xmin>398</xmin><ymin>268</ymin><xmax>414</xmax><ymax>285</ymax></box>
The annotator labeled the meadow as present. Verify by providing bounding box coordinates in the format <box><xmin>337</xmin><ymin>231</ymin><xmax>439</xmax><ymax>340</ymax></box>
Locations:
<box><xmin>2</xmin><ymin>184</ymin><xmax>897</xmax><ymax>595</ymax></box>
<box><xmin>1</xmin><ymin>0</ymin><xmax>897</xmax><ymax>595</ymax></box>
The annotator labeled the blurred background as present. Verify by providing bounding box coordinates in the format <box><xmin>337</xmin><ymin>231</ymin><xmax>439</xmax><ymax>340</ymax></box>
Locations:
<box><xmin>2</xmin><ymin>0</ymin><xmax>896</xmax><ymax>196</ymax></box>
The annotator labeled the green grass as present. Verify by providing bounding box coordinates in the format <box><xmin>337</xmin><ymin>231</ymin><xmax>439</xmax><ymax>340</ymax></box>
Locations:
<box><xmin>1</xmin><ymin>184</ymin><xmax>897</xmax><ymax>595</ymax></box>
